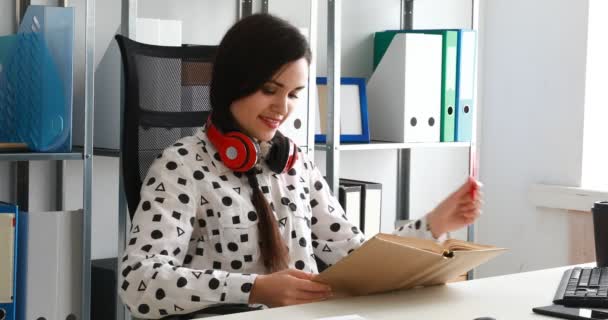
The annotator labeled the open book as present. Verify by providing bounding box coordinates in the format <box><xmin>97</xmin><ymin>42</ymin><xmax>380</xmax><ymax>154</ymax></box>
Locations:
<box><xmin>313</xmin><ymin>233</ymin><xmax>506</xmax><ymax>296</ymax></box>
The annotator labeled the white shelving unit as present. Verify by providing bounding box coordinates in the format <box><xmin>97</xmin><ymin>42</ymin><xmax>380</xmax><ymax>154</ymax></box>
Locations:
<box><xmin>4</xmin><ymin>1</ymin><xmax>96</xmax><ymax>319</ymax></box>
<box><xmin>318</xmin><ymin>0</ymin><xmax>481</xmax><ymax>272</ymax></box>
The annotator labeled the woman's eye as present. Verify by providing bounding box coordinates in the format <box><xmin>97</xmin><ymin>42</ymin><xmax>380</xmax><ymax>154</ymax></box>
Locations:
<box><xmin>262</xmin><ymin>86</ymin><xmax>276</xmax><ymax>95</ymax></box>
<box><xmin>289</xmin><ymin>93</ymin><xmax>299</xmax><ymax>99</ymax></box>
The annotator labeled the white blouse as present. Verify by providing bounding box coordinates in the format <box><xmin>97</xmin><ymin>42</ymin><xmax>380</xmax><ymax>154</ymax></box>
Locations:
<box><xmin>119</xmin><ymin>126</ymin><xmax>440</xmax><ymax>319</ymax></box>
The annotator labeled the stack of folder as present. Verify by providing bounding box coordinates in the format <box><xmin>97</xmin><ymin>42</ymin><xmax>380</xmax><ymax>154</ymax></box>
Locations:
<box><xmin>337</xmin><ymin>179</ymin><xmax>382</xmax><ymax>239</ymax></box>
<box><xmin>367</xmin><ymin>29</ymin><xmax>477</xmax><ymax>143</ymax></box>
<box><xmin>0</xmin><ymin>201</ymin><xmax>83</xmax><ymax>320</ymax></box>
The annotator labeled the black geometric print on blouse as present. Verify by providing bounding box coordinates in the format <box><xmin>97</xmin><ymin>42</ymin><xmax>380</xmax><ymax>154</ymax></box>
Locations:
<box><xmin>233</xmin><ymin>187</ymin><xmax>241</xmax><ymax>194</ymax></box>
<box><xmin>272</xmin><ymin>174</ymin><xmax>278</xmax><ymax>179</ymax></box>
<box><xmin>415</xmin><ymin>220</ymin><xmax>421</xmax><ymax>229</ymax></box>
<box><xmin>178</xmin><ymin>194</ymin><xmax>190</xmax><ymax>204</ymax></box>
<box><xmin>220</xmin><ymin>293</ymin><xmax>226</xmax><ymax>302</ymax></box>
<box><xmin>172</xmin><ymin>211</ymin><xmax>182</xmax><ymax>220</ymax></box>
<box><xmin>173</xmin><ymin>248</ymin><xmax>181</xmax><ymax>256</ymax></box>
<box><xmin>159</xmin><ymin>309</ymin><xmax>168</xmax><ymax>316</ymax></box>
<box><xmin>230</xmin><ymin>215</ymin><xmax>240</xmax><ymax>224</ymax></box>
<box><xmin>184</xmin><ymin>255</ymin><xmax>193</xmax><ymax>264</ymax></box>
<box><xmin>155</xmin><ymin>288</ymin><xmax>165</xmax><ymax>300</ymax></box>
<box><xmin>192</xmin><ymin>295</ymin><xmax>201</xmax><ymax>302</ymax></box>
<box><xmin>288</xmin><ymin>168</ymin><xmax>297</xmax><ymax>176</ymax></box>
<box><xmin>312</xmin><ymin>240</ymin><xmax>318</xmax><ymax>248</ymax></box>
<box><xmin>174</xmin><ymin>305</ymin><xmax>184</xmax><ymax>312</ymax></box>
<box><xmin>213</xmin><ymin>261</ymin><xmax>221</xmax><ymax>269</ymax></box>
<box><xmin>129</xmin><ymin>238</ymin><xmax>137</xmax><ymax>245</ymax></box>
<box><xmin>227</xmin><ymin>242</ymin><xmax>239</xmax><ymax>252</ymax></box>
<box><xmin>222</xmin><ymin>197</ymin><xmax>233</xmax><ymax>206</ymax></box>
<box><xmin>219</xmin><ymin>175</ymin><xmax>228</xmax><ymax>182</ymax></box>
<box><xmin>231</xmin><ymin>260</ymin><xmax>243</xmax><ymax>270</ymax></box>
<box><xmin>142</xmin><ymin>201</ymin><xmax>151</xmax><ymax>211</ymax></box>
<box><xmin>330</xmin><ymin>223</ymin><xmax>340</xmax><ymax>232</ymax></box>
<box><xmin>322</xmin><ymin>244</ymin><xmax>332</xmax><ymax>252</ymax></box>
<box><xmin>295</xmin><ymin>260</ymin><xmax>305</xmax><ymax>270</ymax></box>
<box><xmin>177</xmin><ymin>227</ymin><xmax>185</xmax><ymax>237</ymax></box>
<box><xmin>151</xmin><ymin>230</ymin><xmax>163</xmax><ymax>239</ymax></box>
<box><xmin>299</xmin><ymin>193</ymin><xmax>306</xmax><ymax>200</ymax></box>
<box><xmin>202</xmin><ymin>166</ymin><xmax>210</xmax><ymax>172</ymax></box>
<box><xmin>138</xmin><ymin>304</ymin><xmax>150</xmax><ymax>314</ymax></box>
<box><xmin>289</xmin><ymin>203</ymin><xmax>297</xmax><ymax>212</ymax></box>
<box><xmin>192</xmin><ymin>271</ymin><xmax>202</xmax><ymax>279</ymax></box>
<box><xmin>132</xmin><ymin>225</ymin><xmax>140</xmax><ymax>233</ymax></box>
<box><xmin>193</xmin><ymin>170</ymin><xmax>204</xmax><ymax>180</ymax></box>
<box><xmin>196</xmin><ymin>154</ymin><xmax>203</xmax><ymax>161</ymax></box>
<box><xmin>281</xmin><ymin>197</ymin><xmax>290</xmax><ymax>205</ymax></box>
<box><xmin>240</xmin><ymin>234</ymin><xmax>249</xmax><ymax>242</ymax></box>
<box><xmin>160</xmin><ymin>250</ymin><xmax>168</xmax><ymax>255</ymax></box>
<box><xmin>304</xmin><ymin>187</ymin><xmax>310</xmax><ymax>194</ymax></box>
<box><xmin>155</xmin><ymin>183</ymin><xmax>166</xmax><ymax>192</ymax></box>
<box><xmin>299</xmin><ymin>237</ymin><xmax>307</xmax><ymax>247</ymax></box>
<box><xmin>241</xmin><ymin>283</ymin><xmax>253</xmax><ymax>293</ymax></box>
<box><xmin>244</xmin><ymin>255</ymin><xmax>253</xmax><ymax>262</ymax></box>
<box><xmin>279</xmin><ymin>217</ymin><xmax>287</xmax><ymax>227</ymax></box>
<box><xmin>328</xmin><ymin>205</ymin><xmax>335</xmax><ymax>213</ymax></box>
<box><xmin>352</xmin><ymin>227</ymin><xmax>360</xmax><ymax>234</ymax></box>
<box><xmin>138</xmin><ymin>280</ymin><xmax>147</xmax><ymax>291</ymax></box>
<box><xmin>261</xmin><ymin>186</ymin><xmax>270</xmax><ymax>194</ymax></box>
<box><xmin>310</xmin><ymin>199</ymin><xmax>319</xmax><ymax>208</ymax></box>
<box><xmin>291</xmin><ymin>230</ymin><xmax>297</xmax><ymax>239</ymax></box>
<box><xmin>121</xmin><ymin>280</ymin><xmax>129</xmax><ymax>291</ymax></box>
<box><xmin>201</xmin><ymin>196</ymin><xmax>209</xmax><ymax>206</ymax></box>
<box><xmin>196</xmin><ymin>248</ymin><xmax>204</xmax><ymax>256</ymax></box>
<box><xmin>212</xmin><ymin>182</ymin><xmax>221</xmax><ymax>189</ymax></box>
<box><xmin>212</xmin><ymin>229</ymin><xmax>220</xmax><ymax>236</ymax></box>
<box><xmin>147</xmin><ymin>177</ymin><xmax>156</xmax><ymax>186</ymax></box>
<box><xmin>166</xmin><ymin>162</ymin><xmax>178</xmax><ymax>170</ymax></box>
<box><xmin>177</xmin><ymin>277</ymin><xmax>188</xmax><ymax>288</ymax></box>
<box><xmin>247</xmin><ymin>211</ymin><xmax>257</xmax><ymax>222</ymax></box>
<box><xmin>299</xmin><ymin>177</ymin><xmax>306</xmax><ymax>183</ymax></box>
<box><xmin>215</xmin><ymin>243</ymin><xmax>223</xmax><ymax>253</ymax></box>
<box><xmin>314</xmin><ymin>181</ymin><xmax>323</xmax><ymax>191</ymax></box>
<box><xmin>155</xmin><ymin>197</ymin><xmax>165</xmax><ymax>203</ymax></box>
<box><xmin>152</xmin><ymin>214</ymin><xmax>162</xmax><ymax>222</ymax></box>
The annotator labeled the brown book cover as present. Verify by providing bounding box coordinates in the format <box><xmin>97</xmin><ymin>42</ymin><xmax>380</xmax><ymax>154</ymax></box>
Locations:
<box><xmin>313</xmin><ymin>233</ymin><xmax>507</xmax><ymax>296</ymax></box>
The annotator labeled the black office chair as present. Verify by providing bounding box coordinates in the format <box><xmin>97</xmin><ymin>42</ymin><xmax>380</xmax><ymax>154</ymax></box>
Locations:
<box><xmin>115</xmin><ymin>35</ymin><xmax>261</xmax><ymax>318</ymax></box>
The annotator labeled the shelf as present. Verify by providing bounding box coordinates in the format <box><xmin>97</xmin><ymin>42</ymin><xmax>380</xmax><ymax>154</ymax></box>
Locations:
<box><xmin>73</xmin><ymin>146</ymin><xmax>120</xmax><ymax>158</ymax></box>
<box><xmin>0</xmin><ymin>152</ymin><xmax>83</xmax><ymax>161</ymax></box>
<box><xmin>315</xmin><ymin>141</ymin><xmax>471</xmax><ymax>151</ymax></box>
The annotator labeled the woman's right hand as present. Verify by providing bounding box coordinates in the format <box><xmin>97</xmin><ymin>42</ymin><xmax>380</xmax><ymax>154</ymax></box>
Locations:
<box><xmin>248</xmin><ymin>269</ymin><xmax>333</xmax><ymax>307</ymax></box>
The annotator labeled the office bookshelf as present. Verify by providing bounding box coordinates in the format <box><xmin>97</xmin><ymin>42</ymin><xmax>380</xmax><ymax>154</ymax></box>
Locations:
<box><xmin>2</xmin><ymin>1</ymin><xmax>96</xmax><ymax>320</ymax></box>
<box><xmin>318</xmin><ymin>0</ymin><xmax>481</xmax><ymax>280</ymax></box>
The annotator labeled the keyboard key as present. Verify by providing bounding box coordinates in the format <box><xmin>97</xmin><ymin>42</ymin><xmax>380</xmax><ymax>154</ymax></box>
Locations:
<box><xmin>591</xmin><ymin>269</ymin><xmax>602</xmax><ymax>287</ymax></box>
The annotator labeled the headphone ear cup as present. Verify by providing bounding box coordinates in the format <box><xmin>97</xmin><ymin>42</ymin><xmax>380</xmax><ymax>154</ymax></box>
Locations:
<box><xmin>267</xmin><ymin>132</ymin><xmax>298</xmax><ymax>174</ymax></box>
<box><xmin>224</xmin><ymin>132</ymin><xmax>259</xmax><ymax>172</ymax></box>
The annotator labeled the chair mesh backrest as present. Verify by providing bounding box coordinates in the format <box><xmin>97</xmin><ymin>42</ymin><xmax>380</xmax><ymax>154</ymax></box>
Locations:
<box><xmin>115</xmin><ymin>35</ymin><xmax>217</xmax><ymax>220</ymax></box>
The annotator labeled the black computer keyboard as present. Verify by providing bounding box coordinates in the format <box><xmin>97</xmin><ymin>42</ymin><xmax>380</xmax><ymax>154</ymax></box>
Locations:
<box><xmin>554</xmin><ymin>267</ymin><xmax>608</xmax><ymax>308</ymax></box>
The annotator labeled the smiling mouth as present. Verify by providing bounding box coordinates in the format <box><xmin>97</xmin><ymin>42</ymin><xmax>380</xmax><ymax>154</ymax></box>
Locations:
<box><xmin>259</xmin><ymin>116</ymin><xmax>281</xmax><ymax>129</ymax></box>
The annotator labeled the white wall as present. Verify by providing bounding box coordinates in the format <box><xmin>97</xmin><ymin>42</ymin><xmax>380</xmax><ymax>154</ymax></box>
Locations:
<box><xmin>475</xmin><ymin>0</ymin><xmax>590</xmax><ymax>277</ymax></box>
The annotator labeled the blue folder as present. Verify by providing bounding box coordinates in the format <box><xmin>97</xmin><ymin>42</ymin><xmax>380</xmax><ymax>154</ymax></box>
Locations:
<box><xmin>0</xmin><ymin>202</ymin><xmax>19</xmax><ymax>320</ymax></box>
<box><xmin>0</xmin><ymin>6</ymin><xmax>74</xmax><ymax>152</ymax></box>
<box><xmin>454</xmin><ymin>30</ymin><xmax>477</xmax><ymax>142</ymax></box>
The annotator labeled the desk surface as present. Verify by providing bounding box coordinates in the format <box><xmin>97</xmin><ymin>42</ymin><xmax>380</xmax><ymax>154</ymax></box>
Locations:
<box><xmin>202</xmin><ymin>264</ymin><xmax>595</xmax><ymax>320</ymax></box>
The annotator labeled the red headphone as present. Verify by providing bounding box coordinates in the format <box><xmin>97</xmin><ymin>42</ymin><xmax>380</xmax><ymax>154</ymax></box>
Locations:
<box><xmin>206</xmin><ymin>115</ymin><xmax>298</xmax><ymax>173</ymax></box>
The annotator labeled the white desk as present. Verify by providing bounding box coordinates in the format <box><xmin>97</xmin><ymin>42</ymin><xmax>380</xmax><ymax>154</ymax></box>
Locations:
<box><xmin>201</xmin><ymin>264</ymin><xmax>595</xmax><ymax>320</ymax></box>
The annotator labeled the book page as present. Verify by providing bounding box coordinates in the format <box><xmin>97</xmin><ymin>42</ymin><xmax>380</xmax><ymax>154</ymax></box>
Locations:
<box><xmin>376</xmin><ymin>234</ymin><xmax>444</xmax><ymax>254</ymax></box>
<box><xmin>443</xmin><ymin>238</ymin><xmax>497</xmax><ymax>251</ymax></box>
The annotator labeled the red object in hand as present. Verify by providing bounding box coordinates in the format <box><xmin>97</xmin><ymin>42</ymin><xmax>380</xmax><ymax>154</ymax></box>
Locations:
<box><xmin>469</xmin><ymin>177</ymin><xmax>478</xmax><ymax>200</ymax></box>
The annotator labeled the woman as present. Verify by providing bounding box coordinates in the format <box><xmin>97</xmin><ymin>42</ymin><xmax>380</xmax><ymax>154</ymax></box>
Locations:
<box><xmin>119</xmin><ymin>13</ymin><xmax>482</xmax><ymax>319</ymax></box>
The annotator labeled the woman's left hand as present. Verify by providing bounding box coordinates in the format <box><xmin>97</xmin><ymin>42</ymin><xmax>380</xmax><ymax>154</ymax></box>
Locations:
<box><xmin>426</xmin><ymin>177</ymin><xmax>483</xmax><ymax>238</ymax></box>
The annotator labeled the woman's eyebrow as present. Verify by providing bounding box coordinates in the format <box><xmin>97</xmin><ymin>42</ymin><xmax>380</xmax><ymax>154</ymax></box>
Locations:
<box><xmin>269</xmin><ymin>80</ymin><xmax>305</xmax><ymax>91</ymax></box>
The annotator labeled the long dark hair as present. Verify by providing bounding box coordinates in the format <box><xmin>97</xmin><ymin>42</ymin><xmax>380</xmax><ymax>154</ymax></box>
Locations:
<box><xmin>209</xmin><ymin>14</ymin><xmax>312</xmax><ymax>272</ymax></box>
